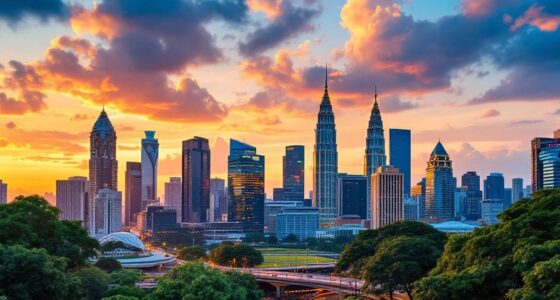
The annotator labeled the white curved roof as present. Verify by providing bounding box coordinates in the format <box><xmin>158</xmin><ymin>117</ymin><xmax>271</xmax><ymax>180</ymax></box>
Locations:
<box><xmin>99</xmin><ymin>232</ymin><xmax>145</xmax><ymax>250</ymax></box>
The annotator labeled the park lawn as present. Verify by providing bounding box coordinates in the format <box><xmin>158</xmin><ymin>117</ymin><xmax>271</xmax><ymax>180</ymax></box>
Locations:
<box><xmin>258</xmin><ymin>248</ymin><xmax>333</xmax><ymax>255</ymax></box>
<box><xmin>258</xmin><ymin>254</ymin><xmax>336</xmax><ymax>268</ymax></box>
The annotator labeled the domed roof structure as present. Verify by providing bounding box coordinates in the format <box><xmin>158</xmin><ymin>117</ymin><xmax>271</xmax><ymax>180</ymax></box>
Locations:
<box><xmin>99</xmin><ymin>232</ymin><xmax>145</xmax><ymax>251</ymax></box>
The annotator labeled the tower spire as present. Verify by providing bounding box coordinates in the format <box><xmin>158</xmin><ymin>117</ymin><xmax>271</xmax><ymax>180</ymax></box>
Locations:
<box><xmin>324</xmin><ymin>64</ymin><xmax>328</xmax><ymax>90</ymax></box>
<box><xmin>374</xmin><ymin>85</ymin><xmax>377</xmax><ymax>104</ymax></box>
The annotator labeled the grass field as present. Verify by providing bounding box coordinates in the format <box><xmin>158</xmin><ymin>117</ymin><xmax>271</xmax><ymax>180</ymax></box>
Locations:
<box><xmin>257</xmin><ymin>248</ymin><xmax>337</xmax><ymax>268</ymax></box>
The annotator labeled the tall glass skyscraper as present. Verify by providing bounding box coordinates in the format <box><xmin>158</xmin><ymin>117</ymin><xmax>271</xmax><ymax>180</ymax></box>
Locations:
<box><xmin>89</xmin><ymin>108</ymin><xmax>118</xmax><ymax>230</ymax></box>
<box><xmin>313</xmin><ymin>67</ymin><xmax>338</xmax><ymax>227</ymax></box>
<box><xmin>336</xmin><ymin>174</ymin><xmax>367</xmax><ymax>219</ymax></box>
<box><xmin>228</xmin><ymin>139</ymin><xmax>265</xmax><ymax>230</ymax></box>
<box><xmin>125</xmin><ymin>162</ymin><xmax>142</xmax><ymax>226</ymax></box>
<box><xmin>283</xmin><ymin>145</ymin><xmax>305</xmax><ymax>201</ymax></box>
<box><xmin>182</xmin><ymin>137</ymin><xmax>211</xmax><ymax>223</ymax></box>
<box><xmin>389</xmin><ymin>129</ymin><xmax>411</xmax><ymax>196</ymax></box>
<box><xmin>425</xmin><ymin>141</ymin><xmax>454</xmax><ymax>221</ymax></box>
<box><xmin>461</xmin><ymin>171</ymin><xmax>482</xmax><ymax>220</ymax></box>
<box><xmin>512</xmin><ymin>178</ymin><xmax>524</xmax><ymax>204</ymax></box>
<box><xmin>141</xmin><ymin>131</ymin><xmax>159</xmax><ymax>209</ymax></box>
<box><xmin>484</xmin><ymin>173</ymin><xmax>505</xmax><ymax>204</ymax></box>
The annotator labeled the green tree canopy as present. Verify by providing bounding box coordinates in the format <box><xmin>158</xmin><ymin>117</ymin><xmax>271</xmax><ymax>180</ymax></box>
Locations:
<box><xmin>337</xmin><ymin>221</ymin><xmax>447</xmax><ymax>276</ymax></box>
<box><xmin>0</xmin><ymin>244</ymin><xmax>81</xmax><ymax>300</ymax></box>
<box><xmin>416</xmin><ymin>189</ymin><xmax>560</xmax><ymax>299</ymax></box>
<box><xmin>104</xmin><ymin>285</ymin><xmax>145</xmax><ymax>299</ymax></box>
<box><xmin>110</xmin><ymin>269</ymin><xmax>143</xmax><ymax>286</ymax></box>
<box><xmin>76</xmin><ymin>267</ymin><xmax>111</xmax><ymax>300</ymax></box>
<box><xmin>146</xmin><ymin>262</ymin><xmax>262</xmax><ymax>300</ymax></box>
<box><xmin>244</xmin><ymin>232</ymin><xmax>265</xmax><ymax>244</ymax></box>
<box><xmin>282</xmin><ymin>233</ymin><xmax>299</xmax><ymax>243</ymax></box>
<box><xmin>95</xmin><ymin>257</ymin><xmax>123</xmax><ymax>273</ymax></box>
<box><xmin>209</xmin><ymin>242</ymin><xmax>264</xmax><ymax>268</ymax></box>
<box><xmin>266</xmin><ymin>234</ymin><xmax>278</xmax><ymax>244</ymax></box>
<box><xmin>0</xmin><ymin>195</ymin><xmax>99</xmax><ymax>268</ymax></box>
<box><xmin>178</xmin><ymin>245</ymin><xmax>207</xmax><ymax>261</ymax></box>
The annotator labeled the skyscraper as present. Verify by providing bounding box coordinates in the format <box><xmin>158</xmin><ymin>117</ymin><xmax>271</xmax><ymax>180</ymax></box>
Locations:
<box><xmin>364</xmin><ymin>87</ymin><xmax>386</xmax><ymax>221</ymax></box>
<box><xmin>91</xmin><ymin>188</ymin><xmax>122</xmax><ymax>236</ymax></box>
<box><xmin>164</xmin><ymin>177</ymin><xmax>182</xmax><ymax>223</ymax></box>
<box><xmin>228</xmin><ymin>139</ymin><xmax>265</xmax><ymax>230</ymax></box>
<box><xmin>313</xmin><ymin>67</ymin><xmax>338</xmax><ymax>227</ymax></box>
<box><xmin>539</xmin><ymin>145</ymin><xmax>560</xmax><ymax>189</ymax></box>
<box><xmin>283</xmin><ymin>145</ymin><xmax>305</xmax><ymax>201</ymax></box>
<box><xmin>512</xmin><ymin>178</ymin><xmax>524</xmax><ymax>204</ymax></box>
<box><xmin>88</xmin><ymin>108</ymin><xmax>118</xmax><ymax>230</ymax></box>
<box><xmin>371</xmin><ymin>166</ymin><xmax>404</xmax><ymax>229</ymax></box>
<box><xmin>389</xmin><ymin>129</ymin><xmax>411</xmax><ymax>196</ymax></box>
<box><xmin>182</xmin><ymin>137</ymin><xmax>211</xmax><ymax>223</ymax></box>
<box><xmin>461</xmin><ymin>171</ymin><xmax>482</xmax><ymax>221</ymax></box>
<box><xmin>424</xmin><ymin>141</ymin><xmax>454</xmax><ymax>221</ymax></box>
<box><xmin>531</xmin><ymin>129</ymin><xmax>560</xmax><ymax>192</ymax></box>
<box><xmin>0</xmin><ymin>179</ymin><xmax>7</xmax><ymax>204</ymax></box>
<box><xmin>56</xmin><ymin>176</ymin><xmax>88</xmax><ymax>222</ymax></box>
<box><xmin>124</xmin><ymin>162</ymin><xmax>142</xmax><ymax>226</ymax></box>
<box><xmin>210</xmin><ymin>178</ymin><xmax>226</xmax><ymax>222</ymax></box>
<box><xmin>484</xmin><ymin>173</ymin><xmax>505</xmax><ymax>206</ymax></box>
<box><xmin>141</xmin><ymin>131</ymin><xmax>159</xmax><ymax>209</ymax></box>
<box><xmin>336</xmin><ymin>174</ymin><xmax>367</xmax><ymax>219</ymax></box>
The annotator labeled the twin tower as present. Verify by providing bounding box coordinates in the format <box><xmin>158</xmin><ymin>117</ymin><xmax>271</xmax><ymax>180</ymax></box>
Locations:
<box><xmin>313</xmin><ymin>67</ymin><xmax>386</xmax><ymax>227</ymax></box>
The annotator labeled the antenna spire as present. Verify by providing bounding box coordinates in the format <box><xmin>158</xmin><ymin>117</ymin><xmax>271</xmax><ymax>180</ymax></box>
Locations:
<box><xmin>374</xmin><ymin>85</ymin><xmax>377</xmax><ymax>104</ymax></box>
<box><xmin>324</xmin><ymin>64</ymin><xmax>328</xmax><ymax>90</ymax></box>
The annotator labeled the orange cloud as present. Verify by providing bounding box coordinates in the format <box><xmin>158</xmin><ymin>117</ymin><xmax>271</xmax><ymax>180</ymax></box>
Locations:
<box><xmin>511</xmin><ymin>4</ymin><xmax>560</xmax><ymax>32</ymax></box>
<box><xmin>247</xmin><ymin>0</ymin><xmax>283</xmax><ymax>20</ymax></box>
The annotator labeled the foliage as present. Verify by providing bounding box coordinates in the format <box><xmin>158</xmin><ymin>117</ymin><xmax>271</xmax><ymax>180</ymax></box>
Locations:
<box><xmin>177</xmin><ymin>245</ymin><xmax>207</xmax><ymax>261</ymax></box>
<box><xmin>0</xmin><ymin>244</ymin><xmax>81</xmax><ymax>300</ymax></box>
<box><xmin>244</xmin><ymin>232</ymin><xmax>265</xmax><ymax>244</ymax></box>
<box><xmin>306</xmin><ymin>236</ymin><xmax>354</xmax><ymax>253</ymax></box>
<box><xmin>337</xmin><ymin>221</ymin><xmax>447</xmax><ymax>276</ymax></box>
<box><xmin>283</xmin><ymin>233</ymin><xmax>299</xmax><ymax>243</ymax></box>
<box><xmin>416</xmin><ymin>189</ymin><xmax>560</xmax><ymax>299</ymax></box>
<box><xmin>0</xmin><ymin>195</ymin><xmax>99</xmax><ymax>268</ymax></box>
<box><xmin>266</xmin><ymin>234</ymin><xmax>278</xmax><ymax>244</ymax></box>
<box><xmin>76</xmin><ymin>267</ymin><xmax>111</xmax><ymax>300</ymax></box>
<box><xmin>102</xmin><ymin>296</ymin><xmax>139</xmax><ymax>300</ymax></box>
<box><xmin>363</xmin><ymin>236</ymin><xmax>442</xmax><ymax>300</ymax></box>
<box><xmin>111</xmin><ymin>269</ymin><xmax>143</xmax><ymax>286</ymax></box>
<box><xmin>146</xmin><ymin>262</ymin><xmax>262</xmax><ymax>300</ymax></box>
<box><xmin>104</xmin><ymin>285</ymin><xmax>145</xmax><ymax>299</ymax></box>
<box><xmin>95</xmin><ymin>257</ymin><xmax>123</xmax><ymax>273</ymax></box>
<box><xmin>209</xmin><ymin>242</ymin><xmax>264</xmax><ymax>268</ymax></box>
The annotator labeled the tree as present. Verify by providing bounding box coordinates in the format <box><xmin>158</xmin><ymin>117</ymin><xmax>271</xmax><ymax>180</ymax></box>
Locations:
<box><xmin>76</xmin><ymin>267</ymin><xmax>111</xmax><ymax>300</ymax></box>
<box><xmin>244</xmin><ymin>232</ymin><xmax>265</xmax><ymax>244</ymax></box>
<box><xmin>178</xmin><ymin>245</ymin><xmax>207</xmax><ymax>261</ymax></box>
<box><xmin>111</xmin><ymin>269</ymin><xmax>143</xmax><ymax>286</ymax></box>
<box><xmin>363</xmin><ymin>236</ymin><xmax>441</xmax><ymax>300</ymax></box>
<box><xmin>146</xmin><ymin>262</ymin><xmax>262</xmax><ymax>300</ymax></box>
<box><xmin>0</xmin><ymin>195</ymin><xmax>99</xmax><ymax>268</ymax></box>
<box><xmin>282</xmin><ymin>233</ymin><xmax>299</xmax><ymax>243</ymax></box>
<box><xmin>266</xmin><ymin>234</ymin><xmax>278</xmax><ymax>244</ymax></box>
<box><xmin>209</xmin><ymin>242</ymin><xmax>264</xmax><ymax>268</ymax></box>
<box><xmin>95</xmin><ymin>257</ymin><xmax>123</xmax><ymax>273</ymax></box>
<box><xmin>0</xmin><ymin>244</ymin><xmax>81</xmax><ymax>300</ymax></box>
<box><xmin>104</xmin><ymin>285</ymin><xmax>145</xmax><ymax>299</ymax></box>
<box><xmin>102</xmin><ymin>296</ymin><xmax>139</xmax><ymax>300</ymax></box>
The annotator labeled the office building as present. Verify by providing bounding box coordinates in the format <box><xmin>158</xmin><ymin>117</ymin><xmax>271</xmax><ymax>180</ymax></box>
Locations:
<box><xmin>210</xmin><ymin>178</ymin><xmax>227</xmax><ymax>222</ymax></box>
<box><xmin>0</xmin><ymin>179</ymin><xmax>6</xmax><ymax>204</ymax></box>
<box><xmin>454</xmin><ymin>187</ymin><xmax>468</xmax><ymax>220</ymax></box>
<box><xmin>182</xmin><ymin>137</ymin><xmax>211</xmax><ymax>223</ymax></box>
<box><xmin>88</xmin><ymin>108</ymin><xmax>118</xmax><ymax>230</ymax></box>
<box><xmin>283</xmin><ymin>145</ymin><xmax>305</xmax><ymax>201</ymax></box>
<box><xmin>272</xmin><ymin>188</ymin><xmax>285</xmax><ymax>201</ymax></box>
<box><xmin>531</xmin><ymin>129</ymin><xmax>560</xmax><ymax>192</ymax></box>
<box><xmin>484</xmin><ymin>173</ymin><xmax>505</xmax><ymax>209</ymax></box>
<box><xmin>337</xmin><ymin>174</ymin><xmax>367</xmax><ymax>219</ymax></box>
<box><xmin>512</xmin><ymin>178</ymin><xmax>524</xmax><ymax>204</ymax></box>
<box><xmin>56</xmin><ymin>176</ymin><xmax>88</xmax><ymax>221</ymax></box>
<box><xmin>539</xmin><ymin>145</ymin><xmax>560</xmax><ymax>189</ymax></box>
<box><xmin>137</xmin><ymin>206</ymin><xmax>178</xmax><ymax>234</ymax></box>
<box><xmin>524</xmin><ymin>185</ymin><xmax>532</xmax><ymax>198</ymax></box>
<box><xmin>141</xmin><ymin>131</ymin><xmax>159</xmax><ymax>209</ymax></box>
<box><xmin>124</xmin><ymin>162</ymin><xmax>142</xmax><ymax>226</ymax></box>
<box><xmin>313</xmin><ymin>67</ymin><xmax>338</xmax><ymax>227</ymax></box>
<box><xmin>371</xmin><ymin>166</ymin><xmax>404</xmax><ymax>229</ymax></box>
<box><xmin>482</xmin><ymin>199</ymin><xmax>503</xmax><ymax>225</ymax></box>
<box><xmin>90</xmin><ymin>188</ymin><xmax>122</xmax><ymax>236</ymax></box>
<box><xmin>403</xmin><ymin>196</ymin><xmax>420</xmax><ymax>221</ymax></box>
<box><xmin>425</xmin><ymin>141</ymin><xmax>454</xmax><ymax>221</ymax></box>
<box><xmin>228</xmin><ymin>139</ymin><xmax>265</xmax><ymax>230</ymax></box>
<box><xmin>164</xmin><ymin>177</ymin><xmax>182</xmax><ymax>223</ymax></box>
<box><xmin>389</xmin><ymin>129</ymin><xmax>411</xmax><ymax>196</ymax></box>
<box><xmin>411</xmin><ymin>178</ymin><xmax>426</xmax><ymax>219</ymax></box>
<box><xmin>264</xmin><ymin>200</ymin><xmax>304</xmax><ymax>234</ymax></box>
<box><xmin>276</xmin><ymin>207</ymin><xmax>319</xmax><ymax>240</ymax></box>
<box><xmin>461</xmin><ymin>171</ymin><xmax>483</xmax><ymax>221</ymax></box>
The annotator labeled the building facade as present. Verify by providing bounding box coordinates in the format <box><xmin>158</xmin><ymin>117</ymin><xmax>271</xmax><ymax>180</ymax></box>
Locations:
<box><xmin>141</xmin><ymin>131</ymin><xmax>159</xmax><ymax>209</ymax></box>
<box><xmin>371</xmin><ymin>166</ymin><xmax>404</xmax><ymax>229</ymax></box>
<box><xmin>276</xmin><ymin>207</ymin><xmax>319</xmax><ymax>240</ymax></box>
<box><xmin>313</xmin><ymin>68</ymin><xmax>338</xmax><ymax>228</ymax></box>
<box><xmin>403</xmin><ymin>196</ymin><xmax>420</xmax><ymax>221</ymax></box>
<box><xmin>539</xmin><ymin>145</ymin><xmax>560</xmax><ymax>189</ymax></box>
<box><xmin>482</xmin><ymin>199</ymin><xmax>503</xmax><ymax>225</ymax></box>
<box><xmin>91</xmin><ymin>188</ymin><xmax>122</xmax><ymax>236</ymax></box>
<box><xmin>124</xmin><ymin>162</ymin><xmax>142</xmax><ymax>226</ymax></box>
<box><xmin>425</xmin><ymin>141</ymin><xmax>454</xmax><ymax>221</ymax></box>
<box><xmin>531</xmin><ymin>129</ymin><xmax>560</xmax><ymax>192</ymax></box>
<box><xmin>461</xmin><ymin>171</ymin><xmax>482</xmax><ymax>221</ymax></box>
<box><xmin>228</xmin><ymin>139</ymin><xmax>265</xmax><ymax>230</ymax></box>
<box><xmin>56</xmin><ymin>176</ymin><xmax>88</xmax><ymax>222</ymax></box>
<box><xmin>0</xmin><ymin>179</ymin><xmax>6</xmax><ymax>204</ymax></box>
<box><xmin>283</xmin><ymin>145</ymin><xmax>305</xmax><ymax>201</ymax></box>
<box><xmin>512</xmin><ymin>178</ymin><xmax>524</xmax><ymax>204</ymax></box>
<box><xmin>336</xmin><ymin>174</ymin><xmax>367</xmax><ymax>219</ymax></box>
<box><xmin>484</xmin><ymin>173</ymin><xmax>505</xmax><ymax>209</ymax></box>
<box><xmin>164</xmin><ymin>177</ymin><xmax>182</xmax><ymax>223</ymax></box>
<box><xmin>389</xmin><ymin>129</ymin><xmax>411</xmax><ymax>196</ymax></box>
<box><xmin>264</xmin><ymin>200</ymin><xmax>304</xmax><ymax>234</ymax></box>
<box><xmin>182</xmin><ymin>137</ymin><xmax>211</xmax><ymax>223</ymax></box>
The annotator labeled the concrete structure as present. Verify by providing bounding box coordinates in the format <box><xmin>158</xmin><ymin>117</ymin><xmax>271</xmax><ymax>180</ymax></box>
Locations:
<box><xmin>210</xmin><ymin>178</ymin><xmax>227</xmax><ymax>222</ymax></box>
<box><xmin>512</xmin><ymin>178</ymin><xmax>524</xmax><ymax>204</ymax></box>
<box><xmin>482</xmin><ymin>199</ymin><xmax>503</xmax><ymax>225</ymax></box>
<box><xmin>461</xmin><ymin>171</ymin><xmax>482</xmax><ymax>220</ymax></box>
<box><xmin>141</xmin><ymin>131</ymin><xmax>159</xmax><ymax>209</ymax></box>
<box><xmin>182</xmin><ymin>137</ymin><xmax>211</xmax><ymax>223</ymax></box>
<box><xmin>389</xmin><ymin>129</ymin><xmax>411</xmax><ymax>196</ymax></box>
<box><xmin>264</xmin><ymin>200</ymin><xmax>303</xmax><ymax>234</ymax></box>
<box><xmin>283</xmin><ymin>145</ymin><xmax>305</xmax><ymax>201</ymax></box>
<box><xmin>336</xmin><ymin>174</ymin><xmax>367</xmax><ymax>219</ymax></box>
<box><xmin>371</xmin><ymin>166</ymin><xmax>404</xmax><ymax>229</ymax></box>
<box><xmin>313</xmin><ymin>67</ymin><xmax>338</xmax><ymax>227</ymax></box>
<box><xmin>164</xmin><ymin>177</ymin><xmax>182</xmax><ymax>223</ymax></box>
<box><xmin>276</xmin><ymin>207</ymin><xmax>319</xmax><ymax>240</ymax></box>
<box><xmin>125</xmin><ymin>162</ymin><xmax>142</xmax><ymax>226</ymax></box>
<box><xmin>91</xmin><ymin>188</ymin><xmax>122</xmax><ymax>237</ymax></box>
<box><xmin>531</xmin><ymin>129</ymin><xmax>560</xmax><ymax>192</ymax></box>
<box><xmin>56</xmin><ymin>176</ymin><xmax>88</xmax><ymax>222</ymax></box>
<box><xmin>425</xmin><ymin>141</ymin><xmax>454</xmax><ymax>221</ymax></box>
<box><xmin>0</xmin><ymin>179</ymin><xmax>6</xmax><ymax>204</ymax></box>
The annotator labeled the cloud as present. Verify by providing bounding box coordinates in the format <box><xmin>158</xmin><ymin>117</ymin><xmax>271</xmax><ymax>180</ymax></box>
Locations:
<box><xmin>0</xmin><ymin>0</ymin><xmax>69</xmax><ymax>25</ymax></box>
<box><xmin>5</xmin><ymin>121</ymin><xmax>16</xmax><ymax>129</ymax></box>
<box><xmin>480</xmin><ymin>108</ymin><xmax>500</xmax><ymax>118</ymax></box>
<box><xmin>0</xmin><ymin>61</ymin><xmax>47</xmax><ymax>115</ymax></box>
<box><xmin>118</xmin><ymin>145</ymin><xmax>140</xmax><ymax>151</ymax></box>
<box><xmin>510</xmin><ymin>119</ymin><xmax>543</xmax><ymax>125</ymax></box>
<box><xmin>552</xmin><ymin>108</ymin><xmax>560</xmax><ymax>115</ymax></box>
<box><xmin>0</xmin><ymin>127</ymin><xmax>87</xmax><ymax>154</ymax></box>
<box><xmin>378</xmin><ymin>96</ymin><xmax>418</xmax><ymax>113</ymax></box>
<box><xmin>511</xmin><ymin>3</ymin><xmax>560</xmax><ymax>32</ymax></box>
<box><xmin>70</xmin><ymin>113</ymin><xmax>89</xmax><ymax>121</ymax></box>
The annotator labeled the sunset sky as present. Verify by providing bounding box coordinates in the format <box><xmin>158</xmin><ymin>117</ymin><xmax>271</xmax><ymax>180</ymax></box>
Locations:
<box><xmin>0</xmin><ymin>0</ymin><xmax>559</xmax><ymax>202</ymax></box>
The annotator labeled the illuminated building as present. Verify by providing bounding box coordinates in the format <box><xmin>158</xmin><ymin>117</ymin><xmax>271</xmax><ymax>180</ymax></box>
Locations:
<box><xmin>124</xmin><ymin>162</ymin><xmax>141</xmax><ymax>226</ymax></box>
<box><xmin>182</xmin><ymin>137</ymin><xmax>211</xmax><ymax>223</ymax></box>
<box><xmin>424</xmin><ymin>141</ymin><xmax>454</xmax><ymax>221</ymax></box>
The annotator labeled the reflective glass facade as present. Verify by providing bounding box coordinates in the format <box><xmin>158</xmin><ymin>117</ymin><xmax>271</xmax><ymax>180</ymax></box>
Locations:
<box><xmin>425</xmin><ymin>142</ymin><xmax>454</xmax><ymax>221</ymax></box>
<box><xmin>389</xmin><ymin>129</ymin><xmax>411</xmax><ymax>196</ymax></box>
<box><xmin>283</xmin><ymin>145</ymin><xmax>305</xmax><ymax>201</ymax></box>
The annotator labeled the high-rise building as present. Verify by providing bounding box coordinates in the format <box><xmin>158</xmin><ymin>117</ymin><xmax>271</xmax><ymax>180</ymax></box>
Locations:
<box><xmin>389</xmin><ymin>129</ymin><xmax>411</xmax><ymax>196</ymax></box>
<box><xmin>210</xmin><ymin>178</ymin><xmax>226</xmax><ymax>222</ymax></box>
<box><xmin>0</xmin><ymin>179</ymin><xmax>8</xmax><ymax>204</ymax></box>
<box><xmin>371</xmin><ymin>166</ymin><xmax>404</xmax><ymax>229</ymax></box>
<box><xmin>283</xmin><ymin>145</ymin><xmax>305</xmax><ymax>201</ymax></box>
<box><xmin>124</xmin><ymin>162</ymin><xmax>142</xmax><ymax>226</ymax></box>
<box><xmin>364</xmin><ymin>87</ymin><xmax>386</xmax><ymax>220</ymax></box>
<box><xmin>524</xmin><ymin>185</ymin><xmax>532</xmax><ymax>198</ymax></box>
<box><xmin>228</xmin><ymin>139</ymin><xmax>265</xmax><ymax>230</ymax></box>
<box><xmin>164</xmin><ymin>177</ymin><xmax>182</xmax><ymax>223</ymax></box>
<box><xmin>88</xmin><ymin>108</ymin><xmax>118</xmax><ymax>230</ymax></box>
<box><xmin>512</xmin><ymin>178</ymin><xmax>524</xmax><ymax>204</ymax></box>
<box><xmin>539</xmin><ymin>145</ymin><xmax>560</xmax><ymax>189</ymax></box>
<box><xmin>182</xmin><ymin>137</ymin><xmax>211</xmax><ymax>223</ymax></box>
<box><xmin>531</xmin><ymin>129</ymin><xmax>560</xmax><ymax>192</ymax></box>
<box><xmin>313</xmin><ymin>67</ymin><xmax>338</xmax><ymax>227</ymax></box>
<box><xmin>454</xmin><ymin>187</ymin><xmax>468</xmax><ymax>220</ymax></box>
<box><xmin>403</xmin><ymin>197</ymin><xmax>420</xmax><ymax>221</ymax></box>
<box><xmin>90</xmin><ymin>188</ymin><xmax>122</xmax><ymax>236</ymax></box>
<box><xmin>424</xmin><ymin>141</ymin><xmax>454</xmax><ymax>221</ymax></box>
<box><xmin>411</xmin><ymin>178</ymin><xmax>426</xmax><ymax>219</ymax></box>
<box><xmin>56</xmin><ymin>176</ymin><xmax>88</xmax><ymax>222</ymax></box>
<box><xmin>337</xmin><ymin>174</ymin><xmax>367</xmax><ymax>219</ymax></box>
<box><xmin>141</xmin><ymin>131</ymin><xmax>159</xmax><ymax>209</ymax></box>
<box><xmin>484</xmin><ymin>173</ymin><xmax>505</xmax><ymax>205</ymax></box>
<box><xmin>461</xmin><ymin>171</ymin><xmax>482</xmax><ymax>221</ymax></box>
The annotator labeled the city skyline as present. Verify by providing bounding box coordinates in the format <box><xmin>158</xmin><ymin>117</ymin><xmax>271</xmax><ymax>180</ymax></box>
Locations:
<box><xmin>1</xmin><ymin>0</ymin><xmax>559</xmax><ymax>201</ymax></box>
